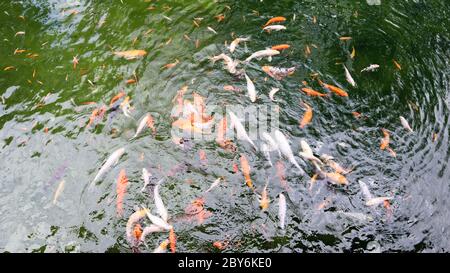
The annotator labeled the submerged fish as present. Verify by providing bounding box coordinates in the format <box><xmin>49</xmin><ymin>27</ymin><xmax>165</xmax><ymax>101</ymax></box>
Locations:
<box><xmin>278</xmin><ymin>193</ymin><xmax>287</xmax><ymax>229</ymax></box>
<box><xmin>318</xmin><ymin>80</ymin><xmax>348</xmax><ymax>97</ymax></box>
<box><xmin>240</xmin><ymin>154</ymin><xmax>254</xmax><ymax>190</ymax></box>
<box><xmin>263</xmin><ymin>25</ymin><xmax>286</xmax><ymax>32</ymax></box>
<box><xmin>343</xmin><ymin>65</ymin><xmax>357</xmax><ymax>87</ymax></box>
<box><xmin>400</xmin><ymin>116</ymin><xmax>413</xmax><ymax>132</ymax></box>
<box><xmin>116</xmin><ymin>169</ymin><xmax>128</xmax><ymax>217</ymax></box>
<box><xmin>205</xmin><ymin>177</ymin><xmax>222</xmax><ymax>193</ymax></box>
<box><xmin>262</xmin><ymin>16</ymin><xmax>286</xmax><ymax>28</ymax></box>
<box><xmin>380</xmin><ymin>128</ymin><xmax>390</xmax><ymax>150</ymax></box>
<box><xmin>299</xmin><ymin>139</ymin><xmax>322</xmax><ymax>165</ymax></box>
<box><xmin>211</xmin><ymin>53</ymin><xmax>239</xmax><ymax>74</ymax></box>
<box><xmin>301</xmin><ymin>87</ymin><xmax>327</xmax><ymax>97</ymax></box>
<box><xmin>141</xmin><ymin>168</ymin><xmax>151</xmax><ymax>192</ymax></box>
<box><xmin>228</xmin><ymin>111</ymin><xmax>257</xmax><ymax>149</ymax></box>
<box><xmin>154</xmin><ymin>181</ymin><xmax>168</xmax><ymax>222</ymax></box>
<box><xmin>131</xmin><ymin>113</ymin><xmax>151</xmax><ymax>139</ymax></box>
<box><xmin>299</xmin><ymin>102</ymin><xmax>313</xmax><ymax>128</ymax></box>
<box><xmin>142</xmin><ymin>206</ymin><xmax>172</xmax><ymax>230</ymax></box>
<box><xmin>229</xmin><ymin>37</ymin><xmax>250</xmax><ymax>53</ymax></box>
<box><xmin>113</xmin><ymin>50</ymin><xmax>147</xmax><ymax>60</ymax></box>
<box><xmin>262</xmin><ymin>66</ymin><xmax>295</xmax><ymax>80</ymax></box>
<box><xmin>274</xmin><ymin>130</ymin><xmax>305</xmax><ymax>174</ymax></box>
<box><xmin>259</xmin><ymin>181</ymin><xmax>270</xmax><ymax>211</ymax></box>
<box><xmin>91</xmin><ymin>147</ymin><xmax>125</xmax><ymax>185</ymax></box>
<box><xmin>361</xmin><ymin>64</ymin><xmax>380</xmax><ymax>73</ymax></box>
<box><xmin>261</xmin><ymin>143</ymin><xmax>273</xmax><ymax>166</ymax></box>
<box><xmin>245</xmin><ymin>49</ymin><xmax>280</xmax><ymax>63</ymax></box>
<box><xmin>269</xmin><ymin>88</ymin><xmax>280</xmax><ymax>101</ymax></box>
<box><xmin>126</xmin><ymin>209</ymin><xmax>147</xmax><ymax>246</ymax></box>
<box><xmin>244</xmin><ymin>73</ymin><xmax>257</xmax><ymax>102</ymax></box>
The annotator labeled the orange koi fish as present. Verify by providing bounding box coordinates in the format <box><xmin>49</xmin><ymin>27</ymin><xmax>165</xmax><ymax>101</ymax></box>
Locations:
<box><xmin>213</xmin><ymin>241</ymin><xmax>227</xmax><ymax>250</ymax></box>
<box><xmin>109</xmin><ymin>91</ymin><xmax>125</xmax><ymax>106</ymax></box>
<box><xmin>380</xmin><ymin>128</ymin><xmax>390</xmax><ymax>150</ymax></box>
<box><xmin>271</xmin><ymin>44</ymin><xmax>290</xmax><ymax>51</ymax></box>
<box><xmin>387</xmin><ymin>147</ymin><xmax>397</xmax><ymax>158</ymax></box>
<box><xmin>352</xmin><ymin>112</ymin><xmax>361</xmax><ymax>118</ymax></box>
<box><xmin>318</xmin><ymin>79</ymin><xmax>348</xmax><ymax>97</ymax></box>
<box><xmin>169</xmin><ymin>227</ymin><xmax>176</xmax><ymax>253</ymax></box>
<box><xmin>301</xmin><ymin>87</ymin><xmax>327</xmax><ymax>97</ymax></box>
<box><xmin>324</xmin><ymin>172</ymin><xmax>348</xmax><ymax>185</ymax></box>
<box><xmin>133</xmin><ymin>224</ymin><xmax>143</xmax><ymax>241</ymax></box>
<box><xmin>86</xmin><ymin>106</ymin><xmax>106</xmax><ymax>128</ymax></box>
<box><xmin>161</xmin><ymin>59</ymin><xmax>179</xmax><ymax>70</ymax></box>
<box><xmin>393</xmin><ymin>60</ymin><xmax>402</xmax><ymax>70</ymax></box>
<box><xmin>300</xmin><ymin>102</ymin><xmax>313</xmax><ymax>128</ymax></box>
<box><xmin>215</xmin><ymin>14</ymin><xmax>225</xmax><ymax>22</ymax></box>
<box><xmin>126</xmin><ymin>79</ymin><xmax>136</xmax><ymax>85</ymax></box>
<box><xmin>262</xmin><ymin>16</ymin><xmax>286</xmax><ymax>28</ymax></box>
<box><xmin>339</xmin><ymin>36</ymin><xmax>352</xmax><ymax>41</ymax></box>
<box><xmin>223</xmin><ymin>85</ymin><xmax>239</xmax><ymax>92</ymax></box>
<box><xmin>240</xmin><ymin>154</ymin><xmax>254</xmax><ymax>190</ymax></box>
<box><xmin>116</xmin><ymin>169</ymin><xmax>128</xmax><ymax>217</ymax></box>
<box><xmin>14</xmin><ymin>49</ymin><xmax>26</xmax><ymax>55</ymax></box>
<box><xmin>113</xmin><ymin>50</ymin><xmax>147</xmax><ymax>60</ymax></box>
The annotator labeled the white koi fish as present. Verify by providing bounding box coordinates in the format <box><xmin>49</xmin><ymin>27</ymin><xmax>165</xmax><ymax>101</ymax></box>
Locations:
<box><xmin>263</xmin><ymin>25</ymin><xmax>286</xmax><ymax>32</ymax></box>
<box><xmin>229</xmin><ymin>37</ymin><xmax>250</xmax><ymax>53</ymax></box>
<box><xmin>269</xmin><ymin>88</ymin><xmax>280</xmax><ymax>101</ymax></box>
<box><xmin>261</xmin><ymin>143</ymin><xmax>273</xmax><ymax>166</ymax></box>
<box><xmin>211</xmin><ymin>53</ymin><xmax>239</xmax><ymax>74</ymax></box>
<box><xmin>228</xmin><ymin>111</ymin><xmax>257</xmax><ymax>149</ymax></box>
<box><xmin>205</xmin><ymin>177</ymin><xmax>222</xmax><ymax>193</ymax></box>
<box><xmin>244</xmin><ymin>73</ymin><xmax>257</xmax><ymax>102</ymax></box>
<box><xmin>361</xmin><ymin>64</ymin><xmax>380</xmax><ymax>73</ymax></box>
<box><xmin>142</xmin><ymin>206</ymin><xmax>172</xmax><ymax>230</ymax></box>
<box><xmin>91</xmin><ymin>147</ymin><xmax>125</xmax><ymax>185</ymax></box>
<box><xmin>278</xmin><ymin>193</ymin><xmax>287</xmax><ymax>229</ymax></box>
<box><xmin>262</xmin><ymin>132</ymin><xmax>281</xmax><ymax>156</ymax></box>
<box><xmin>299</xmin><ymin>139</ymin><xmax>322</xmax><ymax>165</ymax></box>
<box><xmin>52</xmin><ymin>180</ymin><xmax>65</xmax><ymax>205</ymax></box>
<box><xmin>274</xmin><ymin>130</ymin><xmax>305</xmax><ymax>174</ymax></box>
<box><xmin>131</xmin><ymin>113</ymin><xmax>150</xmax><ymax>139</ymax></box>
<box><xmin>207</xmin><ymin>26</ymin><xmax>217</xmax><ymax>34</ymax></box>
<box><xmin>366</xmin><ymin>197</ymin><xmax>393</xmax><ymax>207</ymax></box>
<box><xmin>245</xmin><ymin>49</ymin><xmax>280</xmax><ymax>63</ymax></box>
<box><xmin>400</xmin><ymin>116</ymin><xmax>413</xmax><ymax>132</ymax></box>
<box><xmin>358</xmin><ymin>180</ymin><xmax>373</xmax><ymax>201</ymax></box>
<box><xmin>154</xmin><ymin>180</ymin><xmax>168</xmax><ymax>222</ymax></box>
<box><xmin>140</xmin><ymin>224</ymin><xmax>165</xmax><ymax>246</ymax></box>
<box><xmin>343</xmin><ymin>65</ymin><xmax>357</xmax><ymax>87</ymax></box>
<box><xmin>141</xmin><ymin>168</ymin><xmax>151</xmax><ymax>192</ymax></box>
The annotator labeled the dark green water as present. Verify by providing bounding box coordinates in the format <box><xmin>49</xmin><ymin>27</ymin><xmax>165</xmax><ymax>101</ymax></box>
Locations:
<box><xmin>0</xmin><ymin>0</ymin><xmax>449</xmax><ymax>252</ymax></box>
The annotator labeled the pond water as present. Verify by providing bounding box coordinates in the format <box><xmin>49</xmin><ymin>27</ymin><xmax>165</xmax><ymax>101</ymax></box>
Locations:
<box><xmin>0</xmin><ymin>0</ymin><xmax>449</xmax><ymax>253</ymax></box>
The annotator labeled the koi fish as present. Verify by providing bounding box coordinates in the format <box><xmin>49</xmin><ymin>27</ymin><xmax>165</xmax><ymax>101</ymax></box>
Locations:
<box><xmin>259</xmin><ymin>181</ymin><xmax>270</xmax><ymax>210</ymax></box>
<box><xmin>205</xmin><ymin>177</ymin><xmax>222</xmax><ymax>193</ymax></box>
<box><xmin>271</xmin><ymin>44</ymin><xmax>290</xmax><ymax>51</ymax></box>
<box><xmin>113</xmin><ymin>50</ymin><xmax>147</xmax><ymax>60</ymax></box>
<box><xmin>116</xmin><ymin>169</ymin><xmax>128</xmax><ymax>217</ymax></box>
<box><xmin>263</xmin><ymin>25</ymin><xmax>286</xmax><ymax>32</ymax></box>
<box><xmin>14</xmin><ymin>49</ymin><xmax>26</xmax><ymax>55</ymax></box>
<box><xmin>366</xmin><ymin>197</ymin><xmax>393</xmax><ymax>207</ymax></box>
<box><xmin>15</xmin><ymin>31</ymin><xmax>25</xmax><ymax>37</ymax></box>
<box><xmin>223</xmin><ymin>85</ymin><xmax>240</xmax><ymax>92</ymax></box>
<box><xmin>120</xmin><ymin>96</ymin><xmax>132</xmax><ymax>117</ymax></box>
<box><xmin>358</xmin><ymin>180</ymin><xmax>373</xmax><ymax>201</ymax></box>
<box><xmin>318</xmin><ymin>79</ymin><xmax>348</xmax><ymax>97</ymax></box>
<box><xmin>245</xmin><ymin>49</ymin><xmax>280</xmax><ymax>63</ymax></box>
<box><xmin>216</xmin><ymin>117</ymin><xmax>227</xmax><ymax>145</ymax></box>
<box><xmin>380</xmin><ymin>128</ymin><xmax>390</xmax><ymax>150</ymax></box>
<box><xmin>72</xmin><ymin>56</ymin><xmax>79</xmax><ymax>69</ymax></box>
<box><xmin>142</xmin><ymin>207</ymin><xmax>172</xmax><ymax>230</ymax></box>
<box><xmin>393</xmin><ymin>60</ymin><xmax>402</xmax><ymax>70</ymax></box>
<box><xmin>322</xmin><ymin>156</ymin><xmax>352</xmax><ymax>174</ymax></box>
<box><xmin>169</xmin><ymin>228</ymin><xmax>176</xmax><ymax>253</ymax></box>
<box><xmin>228</xmin><ymin>111</ymin><xmax>257</xmax><ymax>149</ymax></box>
<box><xmin>299</xmin><ymin>102</ymin><xmax>313</xmax><ymax>128</ymax></box>
<box><xmin>274</xmin><ymin>130</ymin><xmax>305</xmax><ymax>174</ymax></box>
<box><xmin>207</xmin><ymin>26</ymin><xmax>217</xmax><ymax>34</ymax></box>
<box><xmin>263</xmin><ymin>16</ymin><xmax>286</xmax><ymax>28</ymax></box>
<box><xmin>211</xmin><ymin>53</ymin><xmax>239</xmax><ymax>74</ymax></box>
<box><xmin>262</xmin><ymin>66</ymin><xmax>295</xmax><ymax>80</ymax></box>
<box><xmin>52</xmin><ymin>180</ymin><xmax>65</xmax><ymax>205</ymax></box>
<box><xmin>301</xmin><ymin>87</ymin><xmax>327</xmax><ymax>97</ymax></box>
<box><xmin>109</xmin><ymin>91</ymin><xmax>125</xmax><ymax>106</ymax></box>
<box><xmin>153</xmin><ymin>239</ymin><xmax>170</xmax><ymax>253</ymax></box>
<box><xmin>126</xmin><ymin>209</ymin><xmax>147</xmax><ymax>246</ymax></box>
<box><xmin>269</xmin><ymin>88</ymin><xmax>280</xmax><ymax>101</ymax></box>
<box><xmin>161</xmin><ymin>59</ymin><xmax>179</xmax><ymax>70</ymax></box>
<box><xmin>361</xmin><ymin>64</ymin><xmax>380</xmax><ymax>73</ymax></box>
<box><xmin>278</xmin><ymin>193</ymin><xmax>287</xmax><ymax>229</ymax></box>
<box><xmin>299</xmin><ymin>139</ymin><xmax>322</xmax><ymax>165</ymax></box>
<box><xmin>215</xmin><ymin>14</ymin><xmax>225</xmax><ymax>22</ymax></box>
<box><xmin>141</xmin><ymin>168</ymin><xmax>151</xmax><ymax>192</ymax></box>
<box><xmin>400</xmin><ymin>116</ymin><xmax>413</xmax><ymax>132</ymax></box>
<box><xmin>133</xmin><ymin>224</ymin><xmax>143</xmax><ymax>242</ymax></box>
<box><xmin>324</xmin><ymin>172</ymin><xmax>348</xmax><ymax>185</ymax></box>
<box><xmin>91</xmin><ymin>147</ymin><xmax>125</xmax><ymax>185</ymax></box>
<box><xmin>262</xmin><ymin>132</ymin><xmax>280</xmax><ymax>156</ymax></box>
<box><xmin>146</xmin><ymin>114</ymin><xmax>156</xmax><ymax>136</ymax></box>
<box><xmin>229</xmin><ymin>37</ymin><xmax>250</xmax><ymax>53</ymax></box>
<box><xmin>154</xmin><ymin>180</ymin><xmax>168</xmax><ymax>222</ymax></box>
<box><xmin>240</xmin><ymin>154</ymin><xmax>254</xmax><ymax>190</ymax></box>
<box><xmin>339</xmin><ymin>36</ymin><xmax>352</xmax><ymax>41</ymax></box>
<box><xmin>130</xmin><ymin>113</ymin><xmax>151</xmax><ymax>139</ymax></box>
<box><xmin>350</xmin><ymin>46</ymin><xmax>356</xmax><ymax>59</ymax></box>
<box><xmin>343</xmin><ymin>65</ymin><xmax>357</xmax><ymax>87</ymax></box>
<box><xmin>244</xmin><ymin>73</ymin><xmax>257</xmax><ymax>102</ymax></box>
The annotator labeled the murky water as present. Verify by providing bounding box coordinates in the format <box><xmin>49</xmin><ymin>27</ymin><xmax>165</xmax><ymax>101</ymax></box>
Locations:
<box><xmin>0</xmin><ymin>0</ymin><xmax>449</xmax><ymax>253</ymax></box>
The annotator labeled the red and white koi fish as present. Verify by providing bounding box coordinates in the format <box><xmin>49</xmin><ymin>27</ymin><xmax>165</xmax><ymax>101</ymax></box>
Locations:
<box><xmin>126</xmin><ymin>209</ymin><xmax>147</xmax><ymax>245</ymax></box>
<box><xmin>358</xmin><ymin>180</ymin><xmax>393</xmax><ymax>207</ymax></box>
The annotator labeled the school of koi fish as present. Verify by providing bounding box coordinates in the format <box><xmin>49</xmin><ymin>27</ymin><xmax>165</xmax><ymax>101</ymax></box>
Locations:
<box><xmin>3</xmin><ymin>0</ymin><xmax>448</xmax><ymax>253</ymax></box>
<box><xmin>74</xmin><ymin>12</ymin><xmax>419</xmax><ymax>253</ymax></box>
